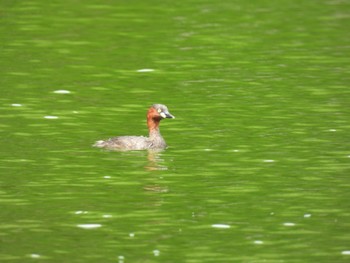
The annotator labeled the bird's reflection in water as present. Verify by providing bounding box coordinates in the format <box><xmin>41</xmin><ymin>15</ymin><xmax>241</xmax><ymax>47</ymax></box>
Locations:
<box><xmin>107</xmin><ymin>149</ymin><xmax>170</xmax><ymax>193</ymax></box>
<box><xmin>143</xmin><ymin>185</ymin><xmax>168</xmax><ymax>193</ymax></box>
<box><xmin>144</xmin><ymin>150</ymin><xmax>168</xmax><ymax>171</ymax></box>
<box><xmin>143</xmin><ymin>150</ymin><xmax>169</xmax><ymax>193</ymax></box>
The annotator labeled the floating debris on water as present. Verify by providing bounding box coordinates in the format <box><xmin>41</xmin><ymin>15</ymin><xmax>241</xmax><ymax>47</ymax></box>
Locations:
<box><xmin>153</xmin><ymin>250</ymin><xmax>160</xmax><ymax>256</ymax></box>
<box><xmin>11</xmin><ymin>103</ymin><xmax>22</xmax><ymax>107</ymax></box>
<box><xmin>304</xmin><ymin>214</ymin><xmax>312</xmax><ymax>218</ymax></box>
<box><xmin>263</xmin><ymin>160</ymin><xmax>275</xmax><ymax>163</ymax></box>
<box><xmin>283</xmin><ymin>222</ymin><xmax>296</xmax><ymax>226</ymax></box>
<box><xmin>254</xmin><ymin>240</ymin><xmax>264</xmax><ymax>245</ymax></box>
<box><xmin>342</xmin><ymin>251</ymin><xmax>350</xmax><ymax>255</ymax></box>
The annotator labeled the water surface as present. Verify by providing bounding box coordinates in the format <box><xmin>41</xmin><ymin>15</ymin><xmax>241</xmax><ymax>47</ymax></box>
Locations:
<box><xmin>1</xmin><ymin>0</ymin><xmax>350</xmax><ymax>262</ymax></box>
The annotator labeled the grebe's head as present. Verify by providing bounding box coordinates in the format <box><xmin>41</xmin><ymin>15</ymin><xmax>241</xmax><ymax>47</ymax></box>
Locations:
<box><xmin>150</xmin><ymin>104</ymin><xmax>175</xmax><ymax>119</ymax></box>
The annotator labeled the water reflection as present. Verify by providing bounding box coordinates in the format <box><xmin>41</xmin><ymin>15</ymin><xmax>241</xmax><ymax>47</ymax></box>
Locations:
<box><xmin>145</xmin><ymin>150</ymin><xmax>168</xmax><ymax>171</ymax></box>
<box><xmin>101</xmin><ymin>148</ymin><xmax>169</xmax><ymax>171</ymax></box>
<box><xmin>96</xmin><ymin>149</ymin><xmax>171</xmax><ymax>195</ymax></box>
<box><xmin>143</xmin><ymin>185</ymin><xmax>168</xmax><ymax>193</ymax></box>
<box><xmin>122</xmin><ymin>150</ymin><xmax>170</xmax><ymax>193</ymax></box>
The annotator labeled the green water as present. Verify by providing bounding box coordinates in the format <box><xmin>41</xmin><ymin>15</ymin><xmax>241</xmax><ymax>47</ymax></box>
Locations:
<box><xmin>1</xmin><ymin>0</ymin><xmax>350</xmax><ymax>262</ymax></box>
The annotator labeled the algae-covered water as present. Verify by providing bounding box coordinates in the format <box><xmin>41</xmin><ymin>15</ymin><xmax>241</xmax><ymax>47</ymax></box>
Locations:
<box><xmin>1</xmin><ymin>0</ymin><xmax>350</xmax><ymax>262</ymax></box>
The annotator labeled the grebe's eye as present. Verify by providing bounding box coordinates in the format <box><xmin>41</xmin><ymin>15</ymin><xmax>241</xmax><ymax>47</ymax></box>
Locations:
<box><xmin>157</xmin><ymin>108</ymin><xmax>162</xmax><ymax>113</ymax></box>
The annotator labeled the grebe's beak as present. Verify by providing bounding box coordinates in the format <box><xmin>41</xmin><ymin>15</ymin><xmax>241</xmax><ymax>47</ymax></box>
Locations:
<box><xmin>160</xmin><ymin>112</ymin><xmax>175</xmax><ymax>119</ymax></box>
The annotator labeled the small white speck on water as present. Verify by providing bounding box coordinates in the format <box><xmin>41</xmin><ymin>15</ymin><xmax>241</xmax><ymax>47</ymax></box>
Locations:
<box><xmin>342</xmin><ymin>251</ymin><xmax>350</xmax><ymax>255</ymax></box>
<box><xmin>153</xmin><ymin>250</ymin><xmax>160</xmax><ymax>256</ymax></box>
<box><xmin>103</xmin><ymin>214</ymin><xmax>112</xmax><ymax>218</ymax></box>
<box><xmin>212</xmin><ymin>224</ymin><xmax>231</xmax><ymax>229</ymax></box>
<box><xmin>104</xmin><ymin>176</ymin><xmax>111</xmax><ymax>179</ymax></box>
<box><xmin>263</xmin><ymin>159</ymin><xmax>275</xmax><ymax>163</ymax></box>
<box><xmin>118</xmin><ymin>255</ymin><xmax>125</xmax><ymax>263</ymax></box>
<box><xmin>30</xmin><ymin>254</ymin><xmax>41</xmax><ymax>258</ymax></box>
<box><xmin>44</xmin><ymin>115</ymin><xmax>58</xmax><ymax>119</ymax></box>
<box><xmin>129</xmin><ymin>233</ymin><xmax>135</xmax><ymax>237</ymax></box>
<box><xmin>11</xmin><ymin>103</ymin><xmax>22</xmax><ymax>107</ymax></box>
<box><xmin>329</xmin><ymin>129</ymin><xmax>337</xmax><ymax>132</ymax></box>
<box><xmin>75</xmin><ymin>211</ymin><xmax>88</xmax><ymax>214</ymax></box>
<box><xmin>137</xmin><ymin>69</ymin><xmax>154</xmax><ymax>72</ymax></box>
<box><xmin>304</xmin><ymin>214</ymin><xmax>311</xmax><ymax>218</ymax></box>
<box><xmin>204</xmin><ymin>148</ymin><xmax>214</xmax><ymax>151</ymax></box>
<box><xmin>53</xmin><ymin>90</ymin><xmax>71</xmax><ymax>94</ymax></box>
<box><xmin>227</xmin><ymin>149</ymin><xmax>240</xmax><ymax>152</ymax></box>
<box><xmin>254</xmin><ymin>240</ymin><xmax>264</xmax><ymax>245</ymax></box>
<box><xmin>283</xmin><ymin>222</ymin><xmax>296</xmax><ymax>226</ymax></box>
<box><xmin>77</xmin><ymin>224</ymin><xmax>102</xmax><ymax>229</ymax></box>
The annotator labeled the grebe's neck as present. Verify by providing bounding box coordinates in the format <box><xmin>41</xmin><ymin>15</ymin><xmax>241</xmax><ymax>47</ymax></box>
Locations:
<box><xmin>146</xmin><ymin>106</ymin><xmax>168</xmax><ymax>148</ymax></box>
<box><xmin>147</xmin><ymin>108</ymin><xmax>162</xmax><ymax>138</ymax></box>
<box><xmin>147</xmin><ymin>118</ymin><xmax>161</xmax><ymax>134</ymax></box>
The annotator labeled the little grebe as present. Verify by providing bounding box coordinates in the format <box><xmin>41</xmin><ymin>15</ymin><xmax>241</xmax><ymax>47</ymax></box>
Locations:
<box><xmin>93</xmin><ymin>104</ymin><xmax>175</xmax><ymax>150</ymax></box>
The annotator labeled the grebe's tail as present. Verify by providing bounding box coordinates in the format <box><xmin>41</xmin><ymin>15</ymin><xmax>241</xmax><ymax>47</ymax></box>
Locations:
<box><xmin>93</xmin><ymin>140</ymin><xmax>106</xmax><ymax>148</ymax></box>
